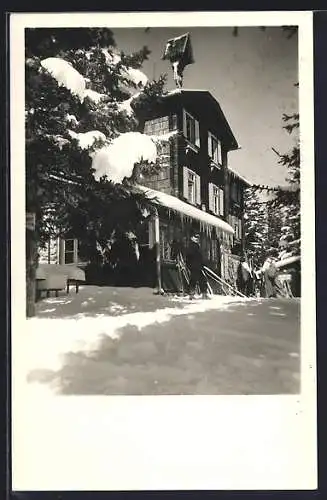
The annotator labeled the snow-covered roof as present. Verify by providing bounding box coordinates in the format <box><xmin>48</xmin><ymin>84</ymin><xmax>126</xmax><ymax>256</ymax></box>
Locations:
<box><xmin>228</xmin><ymin>168</ymin><xmax>252</xmax><ymax>186</ymax></box>
<box><xmin>136</xmin><ymin>185</ymin><xmax>234</xmax><ymax>235</ymax></box>
<box><xmin>166</xmin><ymin>88</ymin><xmax>208</xmax><ymax>96</ymax></box>
<box><xmin>275</xmin><ymin>255</ymin><xmax>300</xmax><ymax>269</ymax></box>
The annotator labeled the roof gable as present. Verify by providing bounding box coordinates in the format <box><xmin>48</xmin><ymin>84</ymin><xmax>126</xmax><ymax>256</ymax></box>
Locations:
<box><xmin>164</xmin><ymin>89</ymin><xmax>239</xmax><ymax>150</ymax></box>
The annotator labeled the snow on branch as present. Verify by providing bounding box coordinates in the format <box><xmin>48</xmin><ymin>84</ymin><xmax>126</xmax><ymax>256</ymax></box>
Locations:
<box><xmin>41</xmin><ymin>57</ymin><xmax>107</xmax><ymax>103</ymax></box>
<box><xmin>102</xmin><ymin>49</ymin><xmax>148</xmax><ymax>87</ymax></box>
<box><xmin>44</xmin><ymin>134</ymin><xmax>71</xmax><ymax>149</ymax></box>
<box><xmin>101</xmin><ymin>49</ymin><xmax>121</xmax><ymax>67</ymax></box>
<box><xmin>91</xmin><ymin>131</ymin><xmax>157</xmax><ymax>183</ymax></box>
<box><xmin>48</xmin><ymin>173</ymin><xmax>80</xmax><ymax>185</ymax></box>
<box><xmin>68</xmin><ymin>130</ymin><xmax>107</xmax><ymax>150</ymax></box>
<box><xmin>84</xmin><ymin>88</ymin><xmax>107</xmax><ymax>103</ymax></box>
<box><xmin>41</xmin><ymin>57</ymin><xmax>86</xmax><ymax>101</ymax></box>
<box><xmin>65</xmin><ymin>114</ymin><xmax>79</xmax><ymax>126</ymax></box>
<box><xmin>117</xmin><ymin>92</ymin><xmax>141</xmax><ymax>116</ymax></box>
<box><xmin>149</xmin><ymin>130</ymin><xmax>178</xmax><ymax>143</ymax></box>
<box><xmin>123</xmin><ymin>67</ymin><xmax>148</xmax><ymax>87</ymax></box>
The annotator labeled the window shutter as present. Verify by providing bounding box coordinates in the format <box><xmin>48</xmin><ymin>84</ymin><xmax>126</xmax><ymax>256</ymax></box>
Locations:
<box><xmin>208</xmin><ymin>132</ymin><xmax>211</xmax><ymax>157</ymax></box>
<box><xmin>219</xmin><ymin>188</ymin><xmax>224</xmax><ymax>216</ymax></box>
<box><xmin>183</xmin><ymin>109</ymin><xmax>187</xmax><ymax>137</ymax></box>
<box><xmin>208</xmin><ymin>182</ymin><xmax>214</xmax><ymax>212</ymax></box>
<box><xmin>196</xmin><ymin>174</ymin><xmax>201</xmax><ymax>205</ymax></box>
<box><xmin>195</xmin><ymin>119</ymin><xmax>200</xmax><ymax>147</ymax></box>
<box><xmin>218</xmin><ymin>141</ymin><xmax>222</xmax><ymax>165</ymax></box>
<box><xmin>183</xmin><ymin>166</ymin><xmax>188</xmax><ymax>199</ymax></box>
<box><xmin>59</xmin><ymin>238</ymin><xmax>65</xmax><ymax>265</ymax></box>
<box><xmin>73</xmin><ymin>239</ymin><xmax>78</xmax><ymax>263</ymax></box>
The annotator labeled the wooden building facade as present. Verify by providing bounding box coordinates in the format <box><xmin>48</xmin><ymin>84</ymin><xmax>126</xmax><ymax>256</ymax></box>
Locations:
<box><xmin>135</xmin><ymin>89</ymin><xmax>250</xmax><ymax>289</ymax></box>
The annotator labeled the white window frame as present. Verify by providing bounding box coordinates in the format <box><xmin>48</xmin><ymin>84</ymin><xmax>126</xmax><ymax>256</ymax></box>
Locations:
<box><xmin>229</xmin><ymin>216</ymin><xmax>242</xmax><ymax>241</ymax></box>
<box><xmin>208</xmin><ymin>131</ymin><xmax>222</xmax><ymax>166</ymax></box>
<box><xmin>183</xmin><ymin>109</ymin><xmax>200</xmax><ymax>149</ymax></box>
<box><xmin>183</xmin><ymin>166</ymin><xmax>201</xmax><ymax>206</ymax></box>
<box><xmin>209</xmin><ymin>183</ymin><xmax>224</xmax><ymax>216</ymax></box>
<box><xmin>63</xmin><ymin>238</ymin><xmax>78</xmax><ymax>264</ymax></box>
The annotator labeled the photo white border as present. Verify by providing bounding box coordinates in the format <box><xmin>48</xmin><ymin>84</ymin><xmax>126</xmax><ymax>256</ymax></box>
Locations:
<box><xmin>10</xmin><ymin>11</ymin><xmax>316</xmax><ymax>491</ymax></box>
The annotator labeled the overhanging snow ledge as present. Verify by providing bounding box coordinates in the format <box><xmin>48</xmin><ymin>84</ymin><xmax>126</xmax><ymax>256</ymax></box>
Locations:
<box><xmin>136</xmin><ymin>185</ymin><xmax>234</xmax><ymax>235</ymax></box>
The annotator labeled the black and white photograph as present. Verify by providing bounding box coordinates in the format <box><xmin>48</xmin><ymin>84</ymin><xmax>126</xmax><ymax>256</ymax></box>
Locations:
<box><xmin>11</xmin><ymin>11</ymin><xmax>316</xmax><ymax>491</ymax></box>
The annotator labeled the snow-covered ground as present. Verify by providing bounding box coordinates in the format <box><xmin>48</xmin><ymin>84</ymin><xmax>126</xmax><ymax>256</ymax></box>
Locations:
<box><xmin>16</xmin><ymin>294</ymin><xmax>248</xmax><ymax>397</ymax></box>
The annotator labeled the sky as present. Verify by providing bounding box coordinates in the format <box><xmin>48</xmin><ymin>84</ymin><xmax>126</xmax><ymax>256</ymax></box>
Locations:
<box><xmin>113</xmin><ymin>26</ymin><xmax>298</xmax><ymax>187</ymax></box>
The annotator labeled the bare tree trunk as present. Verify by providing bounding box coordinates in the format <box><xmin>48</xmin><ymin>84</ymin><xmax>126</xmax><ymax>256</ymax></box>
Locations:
<box><xmin>26</xmin><ymin>226</ymin><xmax>38</xmax><ymax>318</ymax></box>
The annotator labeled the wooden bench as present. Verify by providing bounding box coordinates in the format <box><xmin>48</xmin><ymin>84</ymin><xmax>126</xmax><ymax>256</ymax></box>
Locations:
<box><xmin>36</xmin><ymin>273</ymin><xmax>67</xmax><ymax>301</ymax></box>
<box><xmin>35</xmin><ymin>264</ymin><xmax>86</xmax><ymax>300</ymax></box>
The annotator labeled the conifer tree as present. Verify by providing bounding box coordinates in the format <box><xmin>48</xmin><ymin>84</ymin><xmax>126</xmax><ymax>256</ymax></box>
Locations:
<box><xmin>243</xmin><ymin>187</ymin><xmax>269</xmax><ymax>268</ymax></box>
<box><xmin>267</xmin><ymin>112</ymin><xmax>300</xmax><ymax>260</ymax></box>
<box><xmin>26</xmin><ymin>28</ymin><xmax>166</xmax><ymax>316</ymax></box>
<box><xmin>248</xmin><ymin>111</ymin><xmax>300</xmax><ymax>263</ymax></box>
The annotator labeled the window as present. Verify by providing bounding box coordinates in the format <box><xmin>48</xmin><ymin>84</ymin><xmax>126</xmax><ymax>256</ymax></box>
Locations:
<box><xmin>231</xmin><ymin>182</ymin><xmax>237</xmax><ymax>202</ymax></box>
<box><xmin>209</xmin><ymin>183</ymin><xmax>224</xmax><ymax>216</ymax></box>
<box><xmin>183</xmin><ymin>167</ymin><xmax>201</xmax><ymax>205</ymax></box>
<box><xmin>183</xmin><ymin>110</ymin><xmax>200</xmax><ymax>148</ymax></box>
<box><xmin>160</xmin><ymin>225</ymin><xmax>171</xmax><ymax>261</ymax></box>
<box><xmin>38</xmin><ymin>238</ymin><xmax>59</xmax><ymax>264</ymax></box>
<box><xmin>230</xmin><ymin>181</ymin><xmax>241</xmax><ymax>204</ymax></box>
<box><xmin>228</xmin><ymin>215</ymin><xmax>242</xmax><ymax>240</ymax></box>
<box><xmin>187</xmin><ymin>170</ymin><xmax>196</xmax><ymax>204</ymax></box>
<box><xmin>208</xmin><ymin>132</ymin><xmax>222</xmax><ymax>165</ymax></box>
<box><xmin>160</xmin><ymin>223</ymin><xmax>175</xmax><ymax>261</ymax></box>
<box><xmin>63</xmin><ymin>238</ymin><xmax>78</xmax><ymax>264</ymax></box>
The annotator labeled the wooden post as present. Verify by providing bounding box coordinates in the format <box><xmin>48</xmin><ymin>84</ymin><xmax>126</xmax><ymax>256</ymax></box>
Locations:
<box><xmin>26</xmin><ymin>212</ymin><xmax>37</xmax><ymax>318</ymax></box>
<box><xmin>153</xmin><ymin>208</ymin><xmax>164</xmax><ymax>294</ymax></box>
<box><xmin>47</xmin><ymin>238</ymin><xmax>51</xmax><ymax>264</ymax></box>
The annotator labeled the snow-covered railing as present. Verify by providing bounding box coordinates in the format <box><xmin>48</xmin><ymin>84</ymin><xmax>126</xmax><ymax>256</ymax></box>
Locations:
<box><xmin>136</xmin><ymin>184</ymin><xmax>234</xmax><ymax>235</ymax></box>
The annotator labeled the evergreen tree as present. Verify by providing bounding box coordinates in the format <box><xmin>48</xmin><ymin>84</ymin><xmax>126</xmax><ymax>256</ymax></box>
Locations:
<box><xmin>267</xmin><ymin>112</ymin><xmax>300</xmax><ymax>260</ymax></box>
<box><xmin>249</xmin><ymin>111</ymin><xmax>300</xmax><ymax>262</ymax></box>
<box><xmin>243</xmin><ymin>187</ymin><xmax>269</xmax><ymax>268</ymax></box>
<box><xmin>26</xmin><ymin>28</ymin><xmax>166</xmax><ymax>316</ymax></box>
